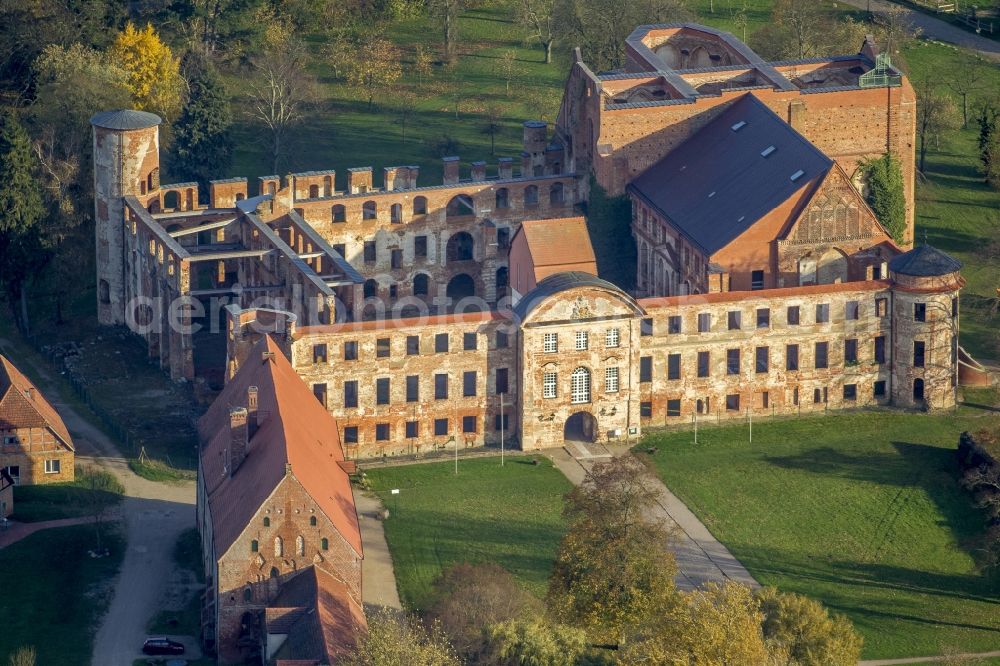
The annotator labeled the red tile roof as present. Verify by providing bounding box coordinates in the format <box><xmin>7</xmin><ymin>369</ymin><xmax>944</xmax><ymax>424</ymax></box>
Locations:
<box><xmin>296</xmin><ymin>310</ymin><xmax>502</xmax><ymax>337</ymax></box>
<box><xmin>198</xmin><ymin>336</ymin><xmax>361</xmax><ymax>558</ymax></box>
<box><xmin>517</xmin><ymin>217</ymin><xmax>597</xmax><ymax>272</ymax></box>
<box><xmin>0</xmin><ymin>355</ymin><xmax>73</xmax><ymax>450</ymax></box>
<box><xmin>639</xmin><ymin>279</ymin><xmax>891</xmax><ymax>309</ymax></box>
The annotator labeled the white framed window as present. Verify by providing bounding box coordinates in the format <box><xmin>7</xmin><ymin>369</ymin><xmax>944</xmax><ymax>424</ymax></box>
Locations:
<box><xmin>575</xmin><ymin>331</ymin><xmax>588</xmax><ymax>350</ymax></box>
<box><xmin>542</xmin><ymin>372</ymin><xmax>557</xmax><ymax>398</ymax></box>
<box><xmin>543</xmin><ymin>333</ymin><xmax>558</xmax><ymax>353</ymax></box>
<box><xmin>571</xmin><ymin>367</ymin><xmax>591</xmax><ymax>404</ymax></box>
<box><xmin>44</xmin><ymin>459</ymin><xmax>60</xmax><ymax>474</ymax></box>
<box><xmin>605</xmin><ymin>367</ymin><xmax>619</xmax><ymax>393</ymax></box>
<box><xmin>605</xmin><ymin>328</ymin><xmax>620</xmax><ymax>348</ymax></box>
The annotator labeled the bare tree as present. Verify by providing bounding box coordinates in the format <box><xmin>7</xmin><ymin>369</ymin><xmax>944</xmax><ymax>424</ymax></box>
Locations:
<box><xmin>496</xmin><ymin>50</ymin><xmax>519</xmax><ymax>96</ymax></box>
<box><xmin>916</xmin><ymin>77</ymin><xmax>959</xmax><ymax>173</ymax></box>
<box><xmin>872</xmin><ymin>5</ymin><xmax>919</xmax><ymax>58</ymax></box>
<box><xmin>517</xmin><ymin>0</ymin><xmax>557</xmax><ymax>64</ymax></box>
<box><xmin>428</xmin><ymin>0</ymin><xmax>463</xmax><ymax>64</ymax></box>
<box><xmin>247</xmin><ymin>38</ymin><xmax>316</xmax><ymax>174</ymax></box>
<box><xmin>948</xmin><ymin>59</ymin><xmax>987</xmax><ymax>129</ymax></box>
<box><xmin>483</xmin><ymin>105</ymin><xmax>505</xmax><ymax>154</ymax></box>
<box><xmin>79</xmin><ymin>466</ymin><xmax>124</xmax><ymax>554</ymax></box>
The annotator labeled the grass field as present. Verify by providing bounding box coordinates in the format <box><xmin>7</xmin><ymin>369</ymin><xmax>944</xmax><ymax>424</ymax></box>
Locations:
<box><xmin>146</xmin><ymin>528</ymin><xmax>204</xmax><ymax>637</ymax></box>
<box><xmin>0</xmin><ymin>524</ymin><xmax>124</xmax><ymax>666</ymax></box>
<box><xmin>11</xmin><ymin>469</ymin><xmax>123</xmax><ymax>522</ymax></box>
<box><xmin>635</xmin><ymin>407</ymin><xmax>1000</xmax><ymax>659</ymax></box>
<box><xmin>365</xmin><ymin>456</ymin><xmax>573</xmax><ymax>610</ymax></box>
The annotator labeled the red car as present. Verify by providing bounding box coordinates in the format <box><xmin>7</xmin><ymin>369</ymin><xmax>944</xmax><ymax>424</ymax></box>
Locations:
<box><xmin>142</xmin><ymin>637</ymin><xmax>185</xmax><ymax>656</ymax></box>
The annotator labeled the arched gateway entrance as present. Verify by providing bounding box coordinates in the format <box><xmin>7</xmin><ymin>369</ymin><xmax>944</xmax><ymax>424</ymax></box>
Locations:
<box><xmin>564</xmin><ymin>411</ymin><xmax>597</xmax><ymax>443</ymax></box>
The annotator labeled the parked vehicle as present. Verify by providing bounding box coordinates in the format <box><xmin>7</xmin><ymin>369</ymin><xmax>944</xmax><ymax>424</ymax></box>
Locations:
<box><xmin>142</xmin><ymin>637</ymin><xmax>185</xmax><ymax>656</ymax></box>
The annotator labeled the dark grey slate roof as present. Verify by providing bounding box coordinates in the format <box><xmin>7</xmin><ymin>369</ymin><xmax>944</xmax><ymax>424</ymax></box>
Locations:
<box><xmin>89</xmin><ymin>110</ymin><xmax>162</xmax><ymax>130</ymax></box>
<box><xmin>512</xmin><ymin>271</ymin><xmax>641</xmax><ymax>321</ymax></box>
<box><xmin>888</xmin><ymin>244</ymin><xmax>962</xmax><ymax>277</ymax></box>
<box><xmin>626</xmin><ymin>94</ymin><xmax>832</xmax><ymax>255</ymax></box>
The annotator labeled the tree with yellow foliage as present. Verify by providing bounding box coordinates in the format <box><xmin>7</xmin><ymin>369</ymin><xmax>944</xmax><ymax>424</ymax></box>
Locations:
<box><xmin>108</xmin><ymin>23</ymin><xmax>184</xmax><ymax>120</ymax></box>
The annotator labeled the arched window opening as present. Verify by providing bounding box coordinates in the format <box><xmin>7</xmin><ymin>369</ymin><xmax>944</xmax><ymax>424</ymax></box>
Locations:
<box><xmin>296</xmin><ymin>535</ymin><xmax>305</xmax><ymax>556</ymax></box>
<box><xmin>913</xmin><ymin>378</ymin><xmax>925</xmax><ymax>402</ymax></box>
<box><xmin>309</xmin><ymin>184</ymin><xmax>319</xmax><ymax>198</ymax></box>
<box><xmin>495</xmin><ymin>188</ymin><xmax>509</xmax><ymax>209</ymax></box>
<box><xmin>270</xmin><ymin>566</ymin><xmax>279</xmax><ymax>578</ymax></box>
<box><xmin>362</xmin><ymin>201</ymin><xmax>377</xmax><ymax>220</ymax></box>
<box><xmin>364</xmin><ymin>279</ymin><xmax>378</xmax><ymax>299</ymax></box>
<box><xmin>571</xmin><ymin>367</ymin><xmax>591</xmax><ymax>404</ymax></box>
<box><xmin>243</xmin><ymin>587</ymin><xmax>252</xmax><ymax>602</ymax></box>
<box><xmin>524</xmin><ymin>185</ymin><xmax>538</xmax><ymax>206</ymax></box>
<box><xmin>309</xmin><ymin>516</ymin><xmax>317</xmax><ymax>526</ymax></box>
<box><xmin>99</xmin><ymin>280</ymin><xmax>110</xmax><ymax>304</ymax></box>
<box><xmin>332</xmin><ymin>205</ymin><xmax>346</xmax><ymax>223</ymax></box>
<box><xmin>496</xmin><ymin>267</ymin><xmax>508</xmax><ymax>293</ymax></box>
<box><xmin>263</xmin><ymin>516</ymin><xmax>270</xmax><ymax>527</ymax></box>
<box><xmin>446</xmin><ymin>194</ymin><xmax>474</xmax><ymax>219</ymax></box>
<box><xmin>321</xmin><ymin>537</ymin><xmax>329</xmax><ymax>551</ymax></box>
<box><xmin>549</xmin><ymin>182</ymin><xmax>564</xmax><ymax>205</ymax></box>
<box><xmin>414</xmin><ymin>273</ymin><xmax>430</xmax><ymax>296</ymax></box>
<box><xmin>250</xmin><ymin>539</ymin><xmax>258</xmax><ymax>553</ymax></box>
<box><xmin>274</xmin><ymin>536</ymin><xmax>283</xmax><ymax>557</ymax></box>
<box><xmin>446</xmin><ymin>232</ymin><xmax>474</xmax><ymax>263</ymax></box>
<box><xmin>413</xmin><ymin>196</ymin><xmax>428</xmax><ymax>215</ymax></box>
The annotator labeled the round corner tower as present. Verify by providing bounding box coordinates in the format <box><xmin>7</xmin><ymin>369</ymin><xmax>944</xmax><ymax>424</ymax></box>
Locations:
<box><xmin>888</xmin><ymin>245</ymin><xmax>963</xmax><ymax>410</ymax></box>
<box><xmin>91</xmin><ymin>110</ymin><xmax>162</xmax><ymax>325</ymax></box>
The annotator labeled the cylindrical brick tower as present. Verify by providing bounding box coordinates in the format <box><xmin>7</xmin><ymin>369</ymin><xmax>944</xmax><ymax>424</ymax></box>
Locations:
<box><xmin>90</xmin><ymin>110</ymin><xmax>162</xmax><ymax>325</ymax></box>
<box><xmin>888</xmin><ymin>244</ymin><xmax>963</xmax><ymax>410</ymax></box>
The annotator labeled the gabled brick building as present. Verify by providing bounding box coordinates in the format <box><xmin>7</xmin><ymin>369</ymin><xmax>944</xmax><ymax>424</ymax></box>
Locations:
<box><xmin>197</xmin><ymin>336</ymin><xmax>363</xmax><ymax>664</ymax></box>
<box><xmin>0</xmin><ymin>354</ymin><xmax>74</xmax><ymax>485</ymax></box>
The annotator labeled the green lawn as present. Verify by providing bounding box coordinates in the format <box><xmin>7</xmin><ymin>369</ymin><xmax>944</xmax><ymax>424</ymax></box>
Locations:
<box><xmin>146</xmin><ymin>528</ymin><xmax>205</xmax><ymax>637</ymax></box>
<box><xmin>635</xmin><ymin>408</ymin><xmax>1000</xmax><ymax>660</ymax></box>
<box><xmin>0</xmin><ymin>524</ymin><xmax>125</xmax><ymax>666</ymax></box>
<box><xmin>11</xmin><ymin>470</ymin><xmax>123</xmax><ymax>522</ymax></box>
<box><xmin>366</xmin><ymin>456</ymin><xmax>573</xmax><ymax>610</ymax></box>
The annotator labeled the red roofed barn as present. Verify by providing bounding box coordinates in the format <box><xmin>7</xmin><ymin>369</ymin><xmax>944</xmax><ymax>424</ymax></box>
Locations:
<box><xmin>196</xmin><ymin>336</ymin><xmax>364</xmax><ymax>664</ymax></box>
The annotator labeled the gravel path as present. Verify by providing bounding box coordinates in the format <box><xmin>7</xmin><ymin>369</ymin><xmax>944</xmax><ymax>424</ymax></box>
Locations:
<box><xmin>355</xmin><ymin>491</ymin><xmax>403</xmax><ymax>610</ymax></box>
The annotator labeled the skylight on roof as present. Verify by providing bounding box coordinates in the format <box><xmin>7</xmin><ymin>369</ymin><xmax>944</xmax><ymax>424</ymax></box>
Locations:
<box><xmin>761</xmin><ymin>146</ymin><xmax>776</xmax><ymax>158</ymax></box>
<box><xmin>790</xmin><ymin>170</ymin><xmax>805</xmax><ymax>182</ymax></box>
<box><xmin>731</xmin><ymin>121</ymin><xmax>747</xmax><ymax>132</ymax></box>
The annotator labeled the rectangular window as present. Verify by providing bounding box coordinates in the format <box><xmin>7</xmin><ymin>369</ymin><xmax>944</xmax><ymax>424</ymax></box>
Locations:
<box><xmin>495</xmin><ymin>413</ymin><xmax>509</xmax><ymax>431</ymax></box>
<box><xmin>496</xmin><ymin>368</ymin><xmax>509</xmax><ymax>394</ymax></box>
<box><xmin>786</xmin><ymin>344</ymin><xmax>799</xmax><ymax>371</ymax></box>
<box><xmin>344</xmin><ymin>341</ymin><xmax>358</xmax><ymax>361</ymax></box>
<box><xmin>874</xmin><ymin>336</ymin><xmax>886</xmax><ymax>364</ymax></box>
<box><xmin>792</xmin><ymin>388</ymin><xmax>799</xmax><ymax>406</ymax></box>
<box><xmin>575</xmin><ymin>331</ymin><xmax>588</xmax><ymax>350</ymax></box>
<box><xmin>813</xmin><ymin>388</ymin><xmax>823</xmax><ymax>404</ymax></box>
<box><xmin>343</xmin><ymin>381</ymin><xmax>358</xmax><ymax>408</ymax></box>
<box><xmin>727</xmin><ymin>349</ymin><xmax>740</xmax><ymax>375</ymax></box>
<box><xmin>343</xmin><ymin>426</ymin><xmax>358</xmax><ymax>444</ymax></box>
<box><xmin>641</xmin><ymin>318</ymin><xmax>653</xmax><ymax>336</ymax></box>
<box><xmin>843</xmin><ymin>384</ymin><xmax>857</xmax><ymax>401</ymax></box>
<box><xmin>497</xmin><ymin>227</ymin><xmax>510</xmax><ymax>248</ymax></box>
<box><xmin>414</xmin><ymin>235</ymin><xmax>427</xmax><ymax>257</ymax></box>
<box><xmin>874</xmin><ymin>380</ymin><xmax>886</xmax><ymax>397</ymax></box>
<box><xmin>640</xmin><ymin>401</ymin><xmax>652</xmax><ymax>418</ymax></box>
<box><xmin>845</xmin><ymin>339</ymin><xmax>858</xmax><ymax>364</ymax></box>
<box><xmin>876</xmin><ymin>297</ymin><xmax>888</xmax><ymax>317</ymax></box>
<box><xmin>462</xmin><ymin>415</ymin><xmax>477</xmax><ymax>433</ymax></box>
<box><xmin>914</xmin><ymin>341</ymin><xmax>925</xmax><ymax>368</ymax></box>
<box><xmin>406</xmin><ymin>375</ymin><xmax>419</xmax><ymax>402</ymax></box>
<box><xmin>751</xmin><ymin>270</ymin><xmax>764</xmax><ymax>290</ymax></box>
<box><xmin>435</xmin><ymin>373</ymin><xmax>449</xmax><ymax>399</ymax></box>
<box><xmin>376</xmin><ymin>378</ymin><xmax>390</xmax><ymax>405</ymax></box>
<box><xmin>755</xmin><ymin>347</ymin><xmax>769</xmax><ymax>374</ymax></box>
<box><xmin>406</xmin><ymin>335</ymin><xmax>420</xmax><ymax>355</ymax></box>
<box><xmin>668</xmin><ymin>316</ymin><xmax>682</xmax><ymax>334</ymax></box>
<box><xmin>463</xmin><ymin>332</ymin><xmax>477</xmax><ymax>351</ymax></box>
<box><xmin>728</xmin><ymin>311</ymin><xmax>741</xmax><ymax>330</ymax></box>
<box><xmin>756</xmin><ymin>308</ymin><xmax>770</xmax><ymax>329</ymax></box>
<box><xmin>605</xmin><ymin>328</ymin><xmax>620</xmax><ymax>348</ymax></box>
<box><xmin>697</xmin><ymin>351</ymin><xmax>709</xmax><ymax>378</ymax></box>
<box><xmin>376</xmin><ymin>423</ymin><xmax>390</xmax><ymax>441</ymax></box>
<box><xmin>435</xmin><ymin>333</ymin><xmax>449</xmax><ymax>353</ymax></box>
<box><xmin>363</xmin><ymin>241</ymin><xmax>376</xmax><ymax>263</ymax></box>
<box><xmin>543</xmin><ymin>332</ymin><xmax>558</xmax><ymax>353</ymax></box>
<box><xmin>787</xmin><ymin>306</ymin><xmax>800</xmax><ymax>325</ymax></box>
<box><xmin>726</xmin><ymin>394</ymin><xmax>740</xmax><ymax>411</ymax></box>
<box><xmin>761</xmin><ymin>391</ymin><xmax>769</xmax><ymax>409</ymax></box>
<box><xmin>376</xmin><ymin>338</ymin><xmax>390</xmax><ymax>358</ymax></box>
<box><xmin>698</xmin><ymin>313</ymin><xmax>711</xmax><ymax>333</ymax></box>
<box><xmin>816</xmin><ymin>303</ymin><xmax>830</xmax><ymax>324</ymax></box>
<box><xmin>496</xmin><ymin>330</ymin><xmax>509</xmax><ymax>349</ymax></box>
<box><xmin>667</xmin><ymin>354</ymin><xmax>681</xmax><ymax>380</ymax></box>
<box><xmin>543</xmin><ymin>372</ymin><xmax>557</xmax><ymax>398</ymax></box>
<box><xmin>815</xmin><ymin>342</ymin><xmax>829</xmax><ymax>369</ymax></box>
<box><xmin>312</xmin><ymin>344</ymin><xmax>327</xmax><ymax>364</ymax></box>
<box><xmin>640</xmin><ymin>356</ymin><xmax>653</xmax><ymax>383</ymax></box>
<box><xmin>332</xmin><ymin>243</ymin><xmax>346</xmax><ymax>258</ymax></box>
<box><xmin>914</xmin><ymin>302</ymin><xmax>926</xmax><ymax>322</ymax></box>
<box><xmin>463</xmin><ymin>371</ymin><xmax>477</xmax><ymax>397</ymax></box>
<box><xmin>605</xmin><ymin>367</ymin><xmax>620</xmax><ymax>392</ymax></box>
<box><xmin>667</xmin><ymin>399</ymin><xmax>681</xmax><ymax>417</ymax></box>
<box><xmin>313</xmin><ymin>383</ymin><xmax>327</xmax><ymax>408</ymax></box>
<box><xmin>434</xmin><ymin>418</ymin><xmax>448</xmax><ymax>436</ymax></box>
<box><xmin>44</xmin><ymin>459</ymin><xmax>60</xmax><ymax>474</ymax></box>
<box><xmin>405</xmin><ymin>421</ymin><xmax>419</xmax><ymax>438</ymax></box>
<box><xmin>845</xmin><ymin>300</ymin><xmax>860</xmax><ymax>320</ymax></box>
<box><xmin>391</xmin><ymin>249</ymin><xmax>403</xmax><ymax>269</ymax></box>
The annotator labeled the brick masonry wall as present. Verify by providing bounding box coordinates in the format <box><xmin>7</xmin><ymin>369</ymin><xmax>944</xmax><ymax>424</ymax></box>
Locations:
<box><xmin>0</xmin><ymin>427</ymin><xmax>74</xmax><ymax>484</ymax></box>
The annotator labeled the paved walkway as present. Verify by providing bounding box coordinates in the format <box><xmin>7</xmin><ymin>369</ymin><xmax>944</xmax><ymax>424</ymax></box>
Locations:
<box><xmin>839</xmin><ymin>0</ymin><xmax>1000</xmax><ymax>61</ymax></box>
<box><xmin>547</xmin><ymin>442</ymin><xmax>758</xmax><ymax>592</ymax></box>
<box><xmin>859</xmin><ymin>650</ymin><xmax>1000</xmax><ymax>665</ymax></box>
<box><xmin>0</xmin><ymin>514</ymin><xmax>112</xmax><ymax>549</ymax></box>
<box><xmin>355</xmin><ymin>491</ymin><xmax>402</xmax><ymax>610</ymax></box>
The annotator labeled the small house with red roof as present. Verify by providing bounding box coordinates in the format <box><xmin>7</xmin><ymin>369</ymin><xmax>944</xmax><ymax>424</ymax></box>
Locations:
<box><xmin>0</xmin><ymin>354</ymin><xmax>75</xmax><ymax>485</ymax></box>
<box><xmin>196</xmin><ymin>336</ymin><xmax>364</xmax><ymax>664</ymax></box>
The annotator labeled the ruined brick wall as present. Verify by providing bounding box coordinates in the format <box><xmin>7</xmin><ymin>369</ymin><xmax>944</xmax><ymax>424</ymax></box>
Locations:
<box><xmin>213</xmin><ymin>474</ymin><xmax>362</xmax><ymax>664</ymax></box>
<box><xmin>0</xmin><ymin>426</ymin><xmax>74</xmax><ymax>484</ymax></box>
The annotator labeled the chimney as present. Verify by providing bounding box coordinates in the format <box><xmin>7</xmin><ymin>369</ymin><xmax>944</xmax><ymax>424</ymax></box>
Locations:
<box><xmin>407</xmin><ymin>165</ymin><xmax>420</xmax><ymax>189</ymax></box>
<box><xmin>442</xmin><ymin>156</ymin><xmax>460</xmax><ymax>185</ymax></box>
<box><xmin>498</xmin><ymin>157</ymin><xmax>513</xmax><ymax>180</ymax></box>
<box><xmin>247</xmin><ymin>386</ymin><xmax>259</xmax><ymax>438</ymax></box>
<box><xmin>229</xmin><ymin>407</ymin><xmax>249</xmax><ymax>475</ymax></box>
<box><xmin>470</xmin><ymin>161</ymin><xmax>486</xmax><ymax>182</ymax></box>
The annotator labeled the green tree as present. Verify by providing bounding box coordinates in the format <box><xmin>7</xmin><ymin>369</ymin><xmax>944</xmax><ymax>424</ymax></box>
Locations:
<box><xmin>0</xmin><ymin>110</ymin><xmax>48</xmax><ymax>334</ymax></box>
<box><xmin>863</xmin><ymin>153</ymin><xmax>906</xmax><ymax>244</ymax></box>
<box><xmin>546</xmin><ymin>455</ymin><xmax>679</xmax><ymax>647</ymax></box>
<box><xmin>108</xmin><ymin>22</ymin><xmax>185</xmax><ymax>120</ymax></box>
<box><xmin>171</xmin><ymin>52</ymin><xmax>233</xmax><ymax>188</ymax></box>
<box><xmin>978</xmin><ymin>103</ymin><xmax>1000</xmax><ymax>190</ymax></box>
<box><xmin>757</xmin><ymin>587</ymin><xmax>863</xmax><ymax>666</ymax></box>
<box><xmin>482</xmin><ymin>618</ymin><xmax>588</xmax><ymax>666</ymax></box>
<box><xmin>345</xmin><ymin>36</ymin><xmax>403</xmax><ymax>110</ymax></box>
<box><xmin>78</xmin><ymin>466</ymin><xmax>125</xmax><ymax>553</ymax></box>
<box><xmin>343</xmin><ymin>608</ymin><xmax>460</xmax><ymax>666</ymax></box>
